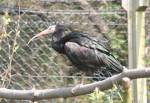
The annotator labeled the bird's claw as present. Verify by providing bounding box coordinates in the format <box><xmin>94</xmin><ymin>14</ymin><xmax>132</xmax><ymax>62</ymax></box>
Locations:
<box><xmin>71</xmin><ymin>84</ymin><xmax>83</xmax><ymax>94</ymax></box>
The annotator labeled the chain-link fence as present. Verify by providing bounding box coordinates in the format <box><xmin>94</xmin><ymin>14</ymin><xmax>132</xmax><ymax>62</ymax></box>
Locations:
<box><xmin>1</xmin><ymin>0</ymin><xmax>150</xmax><ymax>102</ymax></box>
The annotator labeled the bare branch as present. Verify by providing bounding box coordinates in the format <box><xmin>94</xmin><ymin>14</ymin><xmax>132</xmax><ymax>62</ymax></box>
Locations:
<box><xmin>0</xmin><ymin>68</ymin><xmax>150</xmax><ymax>101</ymax></box>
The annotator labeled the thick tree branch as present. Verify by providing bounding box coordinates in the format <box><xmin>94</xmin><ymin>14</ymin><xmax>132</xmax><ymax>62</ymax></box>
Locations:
<box><xmin>0</xmin><ymin>68</ymin><xmax>150</xmax><ymax>101</ymax></box>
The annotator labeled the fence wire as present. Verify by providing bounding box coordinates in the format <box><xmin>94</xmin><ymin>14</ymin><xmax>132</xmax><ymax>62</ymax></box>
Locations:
<box><xmin>0</xmin><ymin>0</ymin><xmax>138</xmax><ymax>103</ymax></box>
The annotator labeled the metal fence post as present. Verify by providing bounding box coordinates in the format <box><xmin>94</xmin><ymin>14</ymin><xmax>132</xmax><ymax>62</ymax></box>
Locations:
<box><xmin>122</xmin><ymin>0</ymin><xmax>149</xmax><ymax>103</ymax></box>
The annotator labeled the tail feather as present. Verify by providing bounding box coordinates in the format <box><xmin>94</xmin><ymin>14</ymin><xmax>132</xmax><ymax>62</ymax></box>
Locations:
<box><xmin>93</xmin><ymin>55</ymin><xmax>123</xmax><ymax>81</ymax></box>
<box><xmin>107</xmin><ymin>55</ymin><xmax>123</xmax><ymax>73</ymax></box>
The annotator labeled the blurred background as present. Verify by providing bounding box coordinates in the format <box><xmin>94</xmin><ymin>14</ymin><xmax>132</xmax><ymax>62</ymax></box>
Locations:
<box><xmin>0</xmin><ymin>0</ymin><xmax>150</xmax><ymax>102</ymax></box>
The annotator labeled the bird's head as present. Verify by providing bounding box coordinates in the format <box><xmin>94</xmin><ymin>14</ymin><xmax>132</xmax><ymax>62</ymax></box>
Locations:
<box><xmin>28</xmin><ymin>24</ymin><xmax>71</xmax><ymax>44</ymax></box>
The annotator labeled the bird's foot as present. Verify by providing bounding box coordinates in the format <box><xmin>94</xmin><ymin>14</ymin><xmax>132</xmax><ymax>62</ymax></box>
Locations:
<box><xmin>71</xmin><ymin>84</ymin><xmax>83</xmax><ymax>94</ymax></box>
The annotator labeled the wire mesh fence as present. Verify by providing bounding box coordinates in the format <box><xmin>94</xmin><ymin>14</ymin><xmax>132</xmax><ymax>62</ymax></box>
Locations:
<box><xmin>1</xmin><ymin>0</ymin><xmax>148</xmax><ymax>102</ymax></box>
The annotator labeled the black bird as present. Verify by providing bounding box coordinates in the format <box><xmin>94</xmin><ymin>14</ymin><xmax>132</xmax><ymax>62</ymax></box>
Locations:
<box><xmin>28</xmin><ymin>24</ymin><xmax>123</xmax><ymax>81</ymax></box>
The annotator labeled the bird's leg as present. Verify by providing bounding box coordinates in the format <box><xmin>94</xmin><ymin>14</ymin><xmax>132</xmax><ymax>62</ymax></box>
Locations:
<box><xmin>80</xmin><ymin>72</ymin><xmax>85</xmax><ymax>84</ymax></box>
<box><xmin>71</xmin><ymin>72</ymin><xmax>85</xmax><ymax>94</ymax></box>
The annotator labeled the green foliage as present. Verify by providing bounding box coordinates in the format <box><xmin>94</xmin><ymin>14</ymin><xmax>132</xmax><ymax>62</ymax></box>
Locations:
<box><xmin>0</xmin><ymin>0</ymin><xmax>4</xmax><ymax>4</ymax></box>
<box><xmin>88</xmin><ymin>87</ymin><xmax>123</xmax><ymax>103</ymax></box>
<box><xmin>145</xmin><ymin>58</ymin><xmax>150</xmax><ymax>66</ymax></box>
<box><xmin>88</xmin><ymin>88</ymin><xmax>106</xmax><ymax>103</ymax></box>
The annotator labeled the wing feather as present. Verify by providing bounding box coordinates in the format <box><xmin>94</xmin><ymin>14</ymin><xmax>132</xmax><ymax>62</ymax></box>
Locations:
<box><xmin>60</xmin><ymin>32</ymin><xmax>110</xmax><ymax>54</ymax></box>
<box><xmin>64</xmin><ymin>42</ymin><xmax>123</xmax><ymax>73</ymax></box>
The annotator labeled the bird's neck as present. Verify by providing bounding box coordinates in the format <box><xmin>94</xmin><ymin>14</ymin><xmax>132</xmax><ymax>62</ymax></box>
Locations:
<box><xmin>51</xmin><ymin>31</ymin><xmax>65</xmax><ymax>53</ymax></box>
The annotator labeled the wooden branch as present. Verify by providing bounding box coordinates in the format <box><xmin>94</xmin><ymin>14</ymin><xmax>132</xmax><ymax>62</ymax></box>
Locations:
<box><xmin>0</xmin><ymin>68</ymin><xmax>150</xmax><ymax>101</ymax></box>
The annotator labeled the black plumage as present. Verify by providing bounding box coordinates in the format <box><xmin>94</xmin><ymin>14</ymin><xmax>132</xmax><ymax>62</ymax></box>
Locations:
<box><xmin>30</xmin><ymin>24</ymin><xmax>123</xmax><ymax>80</ymax></box>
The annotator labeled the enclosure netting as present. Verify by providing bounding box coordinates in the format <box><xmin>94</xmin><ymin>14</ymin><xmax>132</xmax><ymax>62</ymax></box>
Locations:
<box><xmin>1</xmin><ymin>0</ymin><xmax>149</xmax><ymax>103</ymax></box>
